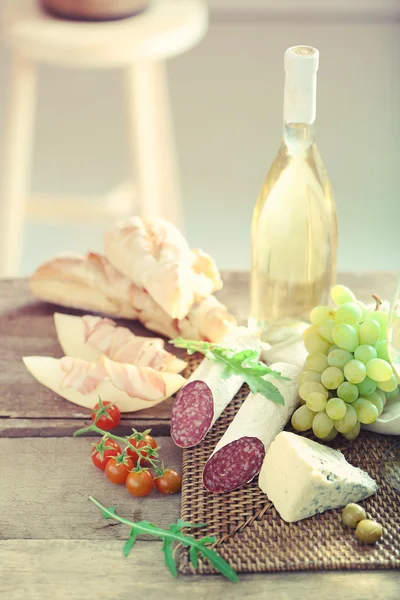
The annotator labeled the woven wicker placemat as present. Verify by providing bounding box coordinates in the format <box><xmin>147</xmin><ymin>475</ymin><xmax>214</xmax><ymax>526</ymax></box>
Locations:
<box><xmin>178</xmin><ymin>355</ymin><xmax>400</xmax><ymax>575</ymax></box>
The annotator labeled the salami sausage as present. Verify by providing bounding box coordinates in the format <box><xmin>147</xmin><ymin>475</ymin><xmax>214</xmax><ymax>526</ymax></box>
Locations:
<box><xmin>203</xmin><ymin>362</ymin><xmax>300</xmax><ymax>493</ymax></box>
<box><xmin>170</xmin><ymin>327</ymin><xmax>260</xmax><ymax>448</ymax></box>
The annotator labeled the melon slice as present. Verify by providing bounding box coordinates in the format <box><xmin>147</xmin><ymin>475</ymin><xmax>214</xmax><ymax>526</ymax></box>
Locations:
<box><xmin>23</xmin><ymin>355</ymin><xmax>185</xmax><ymax>412</ymax></box>
<box><xmin>54</xmin><ymin>312</ymin><xmax>186</xmax><ymax>373</ymax></box>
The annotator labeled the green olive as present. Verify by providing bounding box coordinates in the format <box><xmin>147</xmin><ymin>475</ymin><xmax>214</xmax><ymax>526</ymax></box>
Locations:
<box><xmin>342</xmin><ymin>503</ymin><xmax>366</xmax><ymax>529</ymax></box>
<box><xmin>355</xmin><ymin>519</ymin><xmax>383</xmax><ymax>544</ymax></box>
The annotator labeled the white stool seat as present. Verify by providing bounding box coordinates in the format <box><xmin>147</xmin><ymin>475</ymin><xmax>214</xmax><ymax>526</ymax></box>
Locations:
<box><xmin>2</xmin><ymin>0</ymin><xmax>208</xmax><ymax>68</ymax></box>
<box><xmin>0</xmin><ymin>0</ymin><xmax>208</xmax><ymax>276</ymax></box>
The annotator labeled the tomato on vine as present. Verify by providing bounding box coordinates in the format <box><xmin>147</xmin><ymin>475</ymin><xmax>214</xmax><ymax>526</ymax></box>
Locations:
<box><xmin>91</xmin><ymin>399</ymin><xmax>121</xmax><ymax>431</ymax></box>
<box><xmin>126</xmin><ymin>469</ymin><xmax>155</xmax><ymax>497</ymax></box>
<box><xmin>91</xmin><ymin>437</ymin><xmax>121</xmax><ymax>471</ymax></box>
<box><xmin>154</xmin><ymin>469</ymin><xmax>182</xmax><ymax>495</ymax></box>
<box><xmin>126</xmin><ymin>430</ymin><xmax>157</xmax><ymax>466</ymax></box>
<box><xmin>105</xmin><ymin>454</ymin><xmax>133</xmax><ymax>484</ymax></box>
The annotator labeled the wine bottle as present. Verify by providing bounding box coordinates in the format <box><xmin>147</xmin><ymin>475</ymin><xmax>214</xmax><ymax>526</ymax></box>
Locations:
<box><xmin>250</xmin><ymin>46</ymin><xmax>337</xmax><ymax>343</ymax></box>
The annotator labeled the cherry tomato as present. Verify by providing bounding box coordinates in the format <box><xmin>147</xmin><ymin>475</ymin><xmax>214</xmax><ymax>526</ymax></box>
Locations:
<box><xmin>91</xmin><ymin>401</ymin><xmax>121</xmax><ymax>431</ymax></box>
<box><xmin>126</xmin><ymin>434</ymin><xmax>157</xmax><ymax>466</ymax></box>
<box><xmin>155</xmin><ymin>469</ymin><xmax>182</xmax><ymax>495</ymax></box>
<box><xmin>126</xmin><ymin>469</ymin><xmax>154</xmax><ymax>497</ymax></box>
<box><xmin>105</xmin><ymin>455</ymin><xmax>133</xmax><ymax>484</ymax></box>
<box><xmin>91</xmin><ymin>439</ymin><xmax>121</xmax><ymax>471</ymax></box>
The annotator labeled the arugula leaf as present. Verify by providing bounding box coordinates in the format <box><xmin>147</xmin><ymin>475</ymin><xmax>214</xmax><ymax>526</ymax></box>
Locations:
<box><xmin>100</xmin><ymin>505</ymin><xmax>117</xmax><ymax>520</ymax></box>
<box><xmin>169</xmin><ymin>337</ymin><xmax>290</xmax><ymax>406</ymax></box>
<box><xmin>89</xmin><ymin>497</ymin><xmax>238</xmax><ymax>583</ymax></box>
<box><xmin>199</xmin><ymin>545</ymin><xmax>239</xmax><ymax>583</ymax></box>
<box><xmin>123</xmin><ymin>529</ymin><xmax>137</xmax><ymax>557</ymax></box>
<box><xmin>244</xmin><ymin>378</ymin><xmax>285</xmax><ymax>405</ymax></box>
<box><xmin>162</xmin><ymin>540</ymin><xmax>178</xmax><ymax>577</ymax></box>
<box><xmin>175</xmin><ymin>520</ymin><xmax>207</xmax><ymax>530</ymax></box>
<box><xmin>189</xmin><ymin>546</ymin><xmax>199</xmax><ymax>568</ymax></box>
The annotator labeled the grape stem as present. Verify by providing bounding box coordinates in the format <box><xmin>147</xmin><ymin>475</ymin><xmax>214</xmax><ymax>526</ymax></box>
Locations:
<box><xmin>372</xmin><ymin>294</ymin><xmax>382</xmax><ymax>311</ymax></box>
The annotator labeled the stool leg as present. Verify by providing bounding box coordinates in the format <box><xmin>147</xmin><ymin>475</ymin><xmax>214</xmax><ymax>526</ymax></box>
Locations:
<box><xmin>0</xmin><ymin>54</ymin><xmax>37</xmax><ymax>277</ymax></box>
<box><xmin>124</xmin><ymin>61</ymin><xmax>184</xmax><ymax>230</ymax></box>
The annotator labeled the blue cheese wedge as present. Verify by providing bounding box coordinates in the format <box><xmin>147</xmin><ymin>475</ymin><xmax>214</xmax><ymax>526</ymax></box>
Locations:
<box><xmin>258</xmin><ymin>431</ymin><xmax>377</xmax><ymax>523</ymax></box>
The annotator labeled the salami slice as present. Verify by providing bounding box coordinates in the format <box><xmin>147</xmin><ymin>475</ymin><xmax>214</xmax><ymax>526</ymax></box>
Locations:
<box><xmin>203</xmin><ymin>362</ymin><xmax>300</xmax><ymax>493</ymax></box>
<box><xmin>170</xmin><ymin>327</ymin><xmax>260</xmax><ymax>448</ymax></box>
<box><xmin>170</xmin><ymin>381</ymin><xmax>214</xmax><ymax>448</ymax></box>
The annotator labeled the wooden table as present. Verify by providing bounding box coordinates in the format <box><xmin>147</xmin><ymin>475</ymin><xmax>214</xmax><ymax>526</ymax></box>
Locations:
<box><xmin>1</xmin><ymin>273</ymin><xmax>399</xmax><ymax>600</ymax></box>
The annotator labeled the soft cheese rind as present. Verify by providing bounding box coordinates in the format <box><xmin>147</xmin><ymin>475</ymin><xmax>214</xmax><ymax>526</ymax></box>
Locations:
<box><xmin>259</xmin><ymin>431</ymin><xmax>377</xmax><ymax>523</ymax></box>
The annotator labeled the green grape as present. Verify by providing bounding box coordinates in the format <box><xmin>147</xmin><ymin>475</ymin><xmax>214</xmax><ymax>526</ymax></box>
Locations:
<box><xmin>358</xmin><ymin>320</ymin><xmax>380</xmax><ymax>345</ymax></box>
<box><xmin>337</xmin><ymin>381</ymin><xmax>359</xmax><ymax>403</ymax></box>
<box><xmin>291</xmin><ymin>405</ymin><xmax>315</xmax><ymax>431</ymax></box>
<box><xmin>375</xmin><ymin>340</ymin><xmax>389</xmax><ymax>362</ymax></box>
<box><xmin>306</xmin><ymin>392</ymin><xmax>328</xmax><ymax>412</ymax></box>
<box><xmin>366</xmin><ymin>310</ymin><xmax>388</xmax><ymax>331</ymax></box>
<box><xmin>367</xmin><ymin>390</ymin><xmax>386</xmax><ymax>410</ymax></box>
<box><xmin>299</xmin><ymin>381</ymin><xmax>328</xmax><ymax>401</ymax></box>
<box><xmin>352</xmin><ymin>398</ymin><xmax>379</xmax><ymax>424</ymax></box>
<box><xmin>334</xmin><ymin>404</ymin><xmax>358</xmax><ymax>433</ymax></box>
<box><xmin>328</xmin><ymin>344</ymin><xmax>339</xmax><ymax>353</ymax></box>
<box><xmin>385</xmin><ymin>387</ymin><xmax>399</xmax><ymax>402</ymax></box>
<box><xmin>356</xmin><ymin>301</ymin><xmax>367</xmax><ymax>321</ymax></box>
<box><xmin>304</xmin><ymin>352</ymin><xmax>329</xmax><ymax>373</ymax></box>
<box><xmin>357</xmin><ymin>376</ymin><xmax>377</xmax><ymax>396</ymax></box>
<box><xmin>328</xmin><ymin>349</ymin><xmax>353</xmax><ymax>369</ymax></box>
<box><xmin>312</xmin><ymin>411</ymin><xmax>334</xmax><ymax>438</ymax></box>
<box><xmin>342</xmin><ymin>421</ymin><xmax>361</xmax><ymax>441</ymax></box>
<box><xmin>331</xmin><ymin>285</ymin><xmax>357</xmax><ymax>306</ymax></box>
<box><xmin>377</xmin><ymin>374</ymin><xmax>398</xmax><ymax>393</ymax></box>
<box><xmin>335</xmin><ymin>302</ymin><xmax>362</xmax><ymax>326</ymax></box>
<box><xmin>377</xmin><ymin>389</ymin><xmax>387</xmax><ymax>407</ymax></box>
<box><xmin>318</xmin><ymin>320</ymin><xmax>336</xmax><ymax>343</ymax></box>
<box><xmin>326</xmin><ymin>397</ymin><xmax>347</xmax><ymax>420</ymax></box>
<box><xmin>298</xmin><ymin>371</ymin><xmax>322</xmax><ymax>386</ymax></box>
<box><xmin>303</xmin><ymin>324</ymin><xmax>320</xmax><ymax>338</ymax></box>
<box><xmin>366</xmin><ymin>358</ymin><xmax>393</xmax><ymax>382</ymax></box>
<box><xmin>354</xmin><ymin>344</ymin><xmax>377</xmax><ymax>365</ymax></box>
<box><xmin>321</xmin><ymin>428</ymin><xmax>338</xmax><ymax>442</ymax></box>
<box><xmin>344</xmin><ymin>360</ymin><xmax>367</xmax><ymax>384</ymax></box>
<box><xmin>366</xmin><ymin>393</ymin><xmax>384</xmax><ymax>417</ymax></box>
<box><xmin>378</xmin><ymin>328</ymin><xmax>388</xmax><ymax>342</ymax></box>
<box><xmin>332</xmin><ymin>324</ymin><xmax>359</xmax><ymax>353</ymax></box>
<box><xmin>304</xmin><ymin>333</ymin><xmax>330</xmax><ymax>355</ymax></box>
<box><xmin>310</xmin><ymin>305</ymin><xmax>336</xmax><ymax>325</ymax></box>
<box><xmin>321</xmin><ymin>366</ymin><xmax>345</xmax><ymax>390</ymax></box>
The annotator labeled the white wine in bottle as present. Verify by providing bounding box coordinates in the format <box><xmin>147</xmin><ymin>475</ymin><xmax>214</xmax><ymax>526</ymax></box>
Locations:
<box><xmin>250</xmin><ymin>46</ymin><xmax>337</xmax><ymax>343</ymax></box>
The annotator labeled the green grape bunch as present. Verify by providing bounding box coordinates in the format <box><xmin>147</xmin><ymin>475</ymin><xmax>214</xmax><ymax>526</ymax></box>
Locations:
<box><xmin>292</xmin><ymin>285</ymin><xmax>398</xmax><ymax>442</ymax></box>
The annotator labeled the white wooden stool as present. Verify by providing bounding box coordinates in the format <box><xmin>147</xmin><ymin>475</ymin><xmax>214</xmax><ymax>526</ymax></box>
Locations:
<box><xmin>0</xmin><ymin>0</ymin><xmax>208</xmax><ymax>276</ymax></box>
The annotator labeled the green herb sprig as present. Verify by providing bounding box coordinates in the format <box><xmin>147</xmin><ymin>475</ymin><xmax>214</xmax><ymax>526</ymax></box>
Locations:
<box><xmin>170</xmin><ymin>338</ymin><xmax>289</xmax><ymax>406</ymax></box>
<box><xmin>89</xmin><ymin>496</ymin><xmax>238</xmax><ymax>582</ymax></box>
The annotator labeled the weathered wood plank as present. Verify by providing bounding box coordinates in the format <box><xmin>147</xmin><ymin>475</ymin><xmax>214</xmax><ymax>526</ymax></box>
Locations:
<box><xmin>1</xmin><ymin>539</ymin><xmax>399</xmax><ymax>600</ymax></box>
<box><xmin>1</xmin><ymin>437</ymin><xmax>181</xmax><ymax>540</ymax></box>
<box><xmin>0</xmin><ymin>417</ymin><xmax>171</xmax><ymax>438</ymax></box>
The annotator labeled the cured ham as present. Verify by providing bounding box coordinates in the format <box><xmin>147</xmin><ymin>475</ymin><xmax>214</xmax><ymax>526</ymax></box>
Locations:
<box><xmin>23</xmin><ymin>354</ymin><xmax>186</xmax><ymax>412</ymax></box>
<box><xmin>54</xmin><ymin>313</ymin><xmax>187</xmax><ymax>373</ymax></box>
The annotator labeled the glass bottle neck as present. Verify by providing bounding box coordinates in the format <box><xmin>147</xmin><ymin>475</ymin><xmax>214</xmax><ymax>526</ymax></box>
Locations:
<box><xmin>283</xmin><ymin>121</ymin><xmax>316</xmax><ymax>153</ymax></box>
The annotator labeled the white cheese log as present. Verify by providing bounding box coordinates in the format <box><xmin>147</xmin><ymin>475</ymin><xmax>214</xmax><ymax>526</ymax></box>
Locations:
<box><xmin>259</xmin><ymin>431</ymin><xmax>377</xmax><ymax>522</ymax></box>
<box><xmin>202</xmin><ymin>362</ymin><xmax>300</xmax><ymax>493</ymax></box>
<box><xmin>170</xmin><ymin>326</ymin><xmax>260</xmax><ymax>448</ymax></box>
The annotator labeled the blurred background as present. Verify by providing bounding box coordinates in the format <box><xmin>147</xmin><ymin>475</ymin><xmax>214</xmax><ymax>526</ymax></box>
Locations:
<box><xmin>0</xmin><ymin>0</ymin><xmax>399</xmax><ymax>275</ymax></box>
